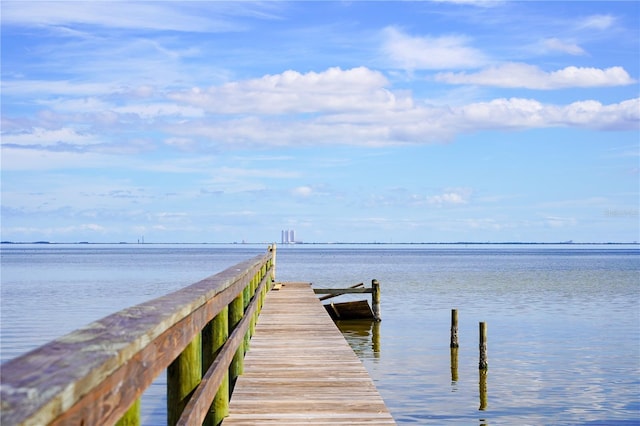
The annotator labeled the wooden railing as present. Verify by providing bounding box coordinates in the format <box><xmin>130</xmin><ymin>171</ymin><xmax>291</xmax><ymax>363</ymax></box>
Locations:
<box><xmin>0</xmin><ymin>245</ymin><xmax>277</xmax><ymax>426</ymax></box>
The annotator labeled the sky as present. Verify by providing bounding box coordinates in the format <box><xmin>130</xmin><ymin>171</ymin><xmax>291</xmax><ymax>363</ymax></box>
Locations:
<box><xmin>1</xmin><ymin>1</ymin><xmax>639</xmax><ymax>244</ymax></box>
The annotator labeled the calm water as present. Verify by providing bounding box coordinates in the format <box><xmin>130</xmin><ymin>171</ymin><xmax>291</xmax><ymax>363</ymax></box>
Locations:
<box><xmin>1</xmin><ymin>244</ymin><xmax>639</xmax><ymax>425</ymax></box>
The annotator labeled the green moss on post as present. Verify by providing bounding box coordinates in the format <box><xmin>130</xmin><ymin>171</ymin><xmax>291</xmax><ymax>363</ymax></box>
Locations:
<box><xmin>479</xmin><ymin>369</ymin><xmax>488</xmax><ymax>410</ymax></box>
<box><xmin>202</xmin><ymin>307</ymin><xmax>229</xmax><ymax>426</ymax></box>
<box><xmin>229</xmin><ymin>291</ymin><xmax>244</xmax><ymax>389</ymax></box>
<box><xmin>115</xmin><ymin>398</ymin><xmax>140</xmax><ymax>426</ymax></box>
<box><xmin>167</xmin><ymin>335</ymin><xmax>202</xmax><ymax>426</ymax></box>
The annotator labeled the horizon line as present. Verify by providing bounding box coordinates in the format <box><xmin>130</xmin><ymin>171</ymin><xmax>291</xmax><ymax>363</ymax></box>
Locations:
<box><xmin>1</xmin><ymin>241</ymin><xmax>638</xmax><ymax>246</ymax></box>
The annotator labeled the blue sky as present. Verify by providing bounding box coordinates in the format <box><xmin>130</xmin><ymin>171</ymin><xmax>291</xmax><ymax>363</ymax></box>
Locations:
<box><xmin>1</xmin><ymin>1</ymin><xmax>639</xmax><ymax>244</ymax></box>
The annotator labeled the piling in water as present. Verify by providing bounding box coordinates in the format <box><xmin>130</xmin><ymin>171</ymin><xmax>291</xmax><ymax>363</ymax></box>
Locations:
<box><xmin>371</xmin><ymin>279</ymin><xmax>381</xmax><ymax>321</ymax></box>
<box><xmin>450</xmin><ymin>309</ymin><xmax>459</xmax><ymax>348</ymax></box>
<box><xmin>479</xmin><ymin>322</ymin><xmax>488</xmax><ymax>370</ymax></box>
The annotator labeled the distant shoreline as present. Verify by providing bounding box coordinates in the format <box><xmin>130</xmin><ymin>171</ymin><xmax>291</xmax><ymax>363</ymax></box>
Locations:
<box><xmin>2</xmin><ymin>241</ymin><xmax>638</xmax><ymax>246</ymax></box>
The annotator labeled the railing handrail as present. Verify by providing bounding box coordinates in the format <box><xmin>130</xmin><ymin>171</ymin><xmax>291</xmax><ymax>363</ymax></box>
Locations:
<box><xmin>0</xmin><ymin>246</ymin><xmax>276</xmax><ymax>426</ymax></box>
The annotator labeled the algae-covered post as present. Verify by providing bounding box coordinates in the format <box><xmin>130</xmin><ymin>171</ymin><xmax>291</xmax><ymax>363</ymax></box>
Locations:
<box><xmin>372</xmin><ymin>279</ymin><xmax>381</xmax><ymax>321</ymax></box>
<box><xmin>450</xmin><ymin>309</ymin><xmax>459</xmax><ymax>348</ymax></box>
<box><xmin>168</xmin><ymin>334</ymin><xmax>202</xmax><ymax>426</ymax></box>
<box><xmin>229</xmin><ymin>292</ymin><xmax>245</xmax><ymax>388</ymax></box>
<box><xmin>479</xmin><ymin>369</ymin><xmax>488</xmax><ymax>411</ymax></box>
<box><xmin>479</xmin><ymin>322</ymin><xmax>488</xmax><ymax>370</ymax></box>
<box><xmin>202</xmin><ymin>307</ymin><xmax>230</xmax><ymax>426</ymax></box>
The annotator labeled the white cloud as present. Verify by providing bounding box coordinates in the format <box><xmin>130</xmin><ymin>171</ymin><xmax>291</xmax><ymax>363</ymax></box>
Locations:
<box><xmin>455</xmin><ymin>97</ymin><xmax>640</xmax><ymax>131</ymax></box>
<box><xmin>430</xmin><ymin>0</ymin><xmax>504</xmax><ymax>6</ymax></box>
<box><xmin>0</xmin><ymin>2</ymin><xmax>247</xmax><ymax>32</ymax></box>
<box><xmin>165</xmin><ymin>95</ymin><xmax>638</xmax><ymax>149</ymax></box>
<box><xmin>2</xmin><ymin>127</ymin><xmax>101</xmax><ymax>147</ymax></box>
<box><xmin>0</xmin><ymin>145</ymin><xmax>149</xmax><ymax>171</ymax></box>
<box><xmin>544</xmin><ymin>216</ymin><xmax>578</xmax><ymax>228</ymax></box>
<box><xmin>2</xmin><ymin>80</ymin><xmax>117</xmax><ymax>97</ymax></box>
<box><xmin>4</xmin><ymin>66</ymin><xmax>638</xmax><ymax>169</ymax></box>
<box><xmin>436</xmin><ymin>63</ymin><xmax>635</xmax><ymax>89</ymax></box>
<box><xmin>292</xmin><ymin>186</ymin><xmax>313</xmax><ymax>197</ymax></box>
<box><xmin>381</xmin><ymin>27</ymin><xmax>488</xmax><ymax>70</ymax></box>
<box><xmin>113</xmin><ymin>103</ymin><xmax>204</xmax><ymax>119</ymax></box>
<box><xmin>168</xmin><ymin>67</ymin><xmax>399</xmax><ymax>114</ymax></box>
<box><xmin>542</xmin><ymin>38</ymin><xmax>586</xmax><ymax>56</ymax></box>
<box><xmin>427</xmin><ymin>189</ymin><xmax>472</xmax><ymax>206</ymax></box>
<box><xmin>578</xmin><ymin>14</ymin><xmax>616</xmax><ymax>31</ymax></box>
<box><xmin>557</xmin><ymin>98</ymin><xmax>640</xmax><ymax>130</ymax></box>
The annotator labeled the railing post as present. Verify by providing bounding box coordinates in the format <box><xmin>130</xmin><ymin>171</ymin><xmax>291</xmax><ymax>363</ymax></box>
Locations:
<box><xmin>371</xmin><ymin>279</ymin><xmax>381</xmax><ymax>321</ymax></box>
<box><xmin>249</xmin><ymin>274</ymin><xmax>258</xmax><ymax>338</ymax></box>
<box><xmin>167</xmin><ymin>334</ymin><xmax>202</xmax><ymax>426</ymax></box>
<box><xmin>229</xmin><ymin>290</ymin><xmax>245</xmax><ymax>389</ymax></box>
<box><xmin>242</xmin><ymin>280</ymin><xmax>251</xmax><ymax>353</ymax></box>
<box><xmin>269</xmin><ymin>244</ymin><xmax>277</xmax><ymax>284</ymax></box>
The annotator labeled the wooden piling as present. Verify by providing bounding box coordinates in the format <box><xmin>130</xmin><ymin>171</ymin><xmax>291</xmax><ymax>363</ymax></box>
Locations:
<box><xmin>229</xmin><ymin>291</ymin><xmax>245</xmax><ymax>388</ymax></box>
<box><xmin>167</xmin><ymin>335</ymin><xmax>202</xmax><ymax>426</ymax></box>
<box><xmin>371</xmin><ymin>279</ymin><xmax>381</xmax><ymax>321</ymax></box>
<box><xmin>202</xmin><ymin>307</ymin><xmax>230</xmax><ymax>426</ymax></box>
<box><xmin>479</xmin><ymin>322</ymin><xmax>488</xmax><ymax>370</ymax></box>
<box><xmin>450</xmin><ymin>309</ymin><xmax>459</xmax><ymax>348</ymax></box>
<box><xmin>269</xmin><ymin>244</ymin><xmax>276</xmax><ymax>282</ymax></box>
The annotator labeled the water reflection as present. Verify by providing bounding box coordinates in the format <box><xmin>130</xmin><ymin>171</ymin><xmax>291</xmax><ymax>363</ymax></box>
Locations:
<box><xmin>479</xmin><ymin>369</ymin><xmax>488</xmax><ymax>411</ymax></box>
<box><xmin>450</xmin><ymin>347</ymin><xmax>459</xmax><ymax>385</ymax></box>
<box><xmin>336</xmin><ymin>320</ymin><xmax>380</xmax><ymax>359</ymax></box>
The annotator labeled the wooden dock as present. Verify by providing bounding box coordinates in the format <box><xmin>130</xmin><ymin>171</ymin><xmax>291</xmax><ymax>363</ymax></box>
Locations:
<box><xmin>0</xmin><ymin>245</ymin><xmax>395</xmax><ymax>426</ymax></box>
<box><xmin>224</xmin><ymin>282</ymin><xmax>396</xmax><ymax>425</ymax></box>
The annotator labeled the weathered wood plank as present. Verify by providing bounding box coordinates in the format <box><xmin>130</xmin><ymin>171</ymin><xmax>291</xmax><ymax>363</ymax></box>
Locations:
<box><xmin>313</xmin><ymin>288</ymin><xmax>373</xmax><ymax>295</ymax></box>
<box><xmin>224</xmin><ymin>282</ymin><xmax>396</xmax><ymax>425</ymax></box>
<box><xmin>318</xmin><ymin>283</ymin><xmax>364</xmax><ymax>301</ymax></box>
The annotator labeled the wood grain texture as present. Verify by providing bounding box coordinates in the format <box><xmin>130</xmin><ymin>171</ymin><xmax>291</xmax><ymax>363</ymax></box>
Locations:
<box><xmin>224</xmin><ymin>282</ymin><xmax>396</xmax><ymax>425</ymax></box>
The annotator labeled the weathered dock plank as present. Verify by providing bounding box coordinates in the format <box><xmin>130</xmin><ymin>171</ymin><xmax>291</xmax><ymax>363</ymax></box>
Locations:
<box><xmin>224</xmin><ymin>282</ymin><xmax>396</xmax><ymax>425</ymax></box>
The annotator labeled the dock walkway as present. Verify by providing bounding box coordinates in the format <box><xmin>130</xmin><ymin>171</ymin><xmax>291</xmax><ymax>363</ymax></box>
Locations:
<box><xmin>224</xmin><ymin>282</ymin><xmax>396</xmax><ymax>425</ymax></box>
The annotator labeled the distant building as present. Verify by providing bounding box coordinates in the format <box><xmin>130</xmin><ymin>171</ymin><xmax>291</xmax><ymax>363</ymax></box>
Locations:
<box><xmin>281</xmin><ymin>229</ymin><xmax>296</xmax><ymax>244</ymax></box>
